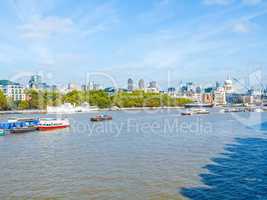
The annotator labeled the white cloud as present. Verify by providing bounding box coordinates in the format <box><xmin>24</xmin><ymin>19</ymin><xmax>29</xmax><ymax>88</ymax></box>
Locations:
<box><xmin>18</xmin><ymin>16</ymin><xmax>74</xmax><ymax>40</ymax></box>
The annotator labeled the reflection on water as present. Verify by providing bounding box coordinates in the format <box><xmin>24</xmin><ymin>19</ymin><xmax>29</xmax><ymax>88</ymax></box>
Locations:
<box><xmin>181</xmin><ymin>137</ymin><xmax>267</xmax><ymax>200</ymax></box>
<box><xmin>0</xmin><ymin>111</ymin><xmax>266</xmax><ymax>200</ymax></box>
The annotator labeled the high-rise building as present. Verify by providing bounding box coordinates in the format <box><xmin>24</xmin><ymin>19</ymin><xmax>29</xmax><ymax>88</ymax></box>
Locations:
<box><xmin>29</xmin><ymin>75</ymin><xmax>42</xmax><ymax>89</ymax></box>
<box><xmin>0</xmin><ymin>80</ymin><xmax>26</xmax><ymax>101</ymax></box>
<box><xmin>216</xmin><ymin>81</ymin><xmax>220</xmax><ymax>89</ymax></box>
<box><xmin>128</xmin><ymin>78</ymin><xmax>134</xmax><ymax>91</ymax></box>
<box><xmin>149</xmin><ymin>81</ymin><xmax>157</xmax><ymax>89</ymax></box>
<box><xmin>138</xmin><ymin>79</ymin><xmax>145</xmax><ymax>90</ymax></box>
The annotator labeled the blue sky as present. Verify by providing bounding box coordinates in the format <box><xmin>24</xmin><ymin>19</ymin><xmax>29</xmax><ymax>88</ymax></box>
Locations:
<box><xmin>0</xmin><ymin>0</ymin><xmax>267</xmax><ymax>87</ymax></box>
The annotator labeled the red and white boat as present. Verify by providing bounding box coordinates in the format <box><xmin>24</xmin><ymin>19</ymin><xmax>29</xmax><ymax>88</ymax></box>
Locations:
<box><xmin>38</xmin><ymin>118</ymin><xmax>70</xmax><ymax>131</ymax></box>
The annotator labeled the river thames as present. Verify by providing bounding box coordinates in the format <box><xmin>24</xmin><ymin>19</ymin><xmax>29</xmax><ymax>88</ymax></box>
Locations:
<box><xmin>0</xmin><ymin>110</ymin><xmax>267</xmax><ymax>200</ymax></box>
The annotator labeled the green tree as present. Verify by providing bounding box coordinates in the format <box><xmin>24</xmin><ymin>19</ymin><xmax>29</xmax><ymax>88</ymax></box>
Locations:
<box><xmin>18</xmin><ymin>100</ymin><xmax>30</xmax><ymax>110</ymax></box>
<box><xmin>0</xmin><ymin>90</ymin><xmax>8</xmax><ymax>110</ymax></box>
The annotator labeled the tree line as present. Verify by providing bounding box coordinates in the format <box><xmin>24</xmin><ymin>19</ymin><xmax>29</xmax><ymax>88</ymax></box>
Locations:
<box><xmin>0</xmin><ymin>89</ymin><xmax>193</xmax><ymax>110</ymax></box>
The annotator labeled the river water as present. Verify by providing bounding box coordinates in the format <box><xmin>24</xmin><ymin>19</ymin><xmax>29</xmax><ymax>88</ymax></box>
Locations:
<box><xmin>0</xmin><ymin>110</ymin><xmax>266</xmax><ymax>200</ymax></box>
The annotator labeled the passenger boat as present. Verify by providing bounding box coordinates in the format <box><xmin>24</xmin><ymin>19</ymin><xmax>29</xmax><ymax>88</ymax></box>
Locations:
<box><xmin>10</xmin><ymin>126</ymin><xmax>37</xmax><ymax>134</ymax></box>
<box><xmin>185</xmin><ymin>103</ymin><xmax>213</xmax><ymax>108</ymax></box>
<box><xmin>91</xmin><ymin>115</ymin><xmax>112</xmax><ymax>122</ymax></box>
<box><xmin>38</xmin><ymin>118</ymin><xmax>70</xmax><ymax>131</ymax></box>
<box><xmin>0</xmin><ymin>129</ymin><xmax>5</xmax><ymax>136</ymax></box>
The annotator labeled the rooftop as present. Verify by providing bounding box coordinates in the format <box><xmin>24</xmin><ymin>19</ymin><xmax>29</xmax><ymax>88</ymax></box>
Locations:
<box><xmin>0</xmin><ymin>80</ymin><xmax>20</xmax><ymax>86</ymax></box>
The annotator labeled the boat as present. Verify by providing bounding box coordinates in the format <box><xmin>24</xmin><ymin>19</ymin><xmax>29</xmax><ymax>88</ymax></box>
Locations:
<box><xmin>184</xmin><ymin>103</ymin><xmax>213</xmax><ymax>108</ymax></box>
<box><xmin>10</xmin><ymin>126</ymin><xmax>37</xmax><ymax>134</ymax></box>
<box><xmin>181</xmin><ymin>110</ymin><xmax>193</xmax><ymax>116</ymax></box>
<box><xmin>91</xmin><ymin>115</ymin><xmax>112</xmax><ymax>122</ymax></box>
<box><xmin>0</xmin><ymin>129</ymin><xmax>5</xmax><ymax>136</ymax></box>
<box><xmin>8</xmin><ymin>118</ymin><xmax>38</xmax><ymax>123</ymax></box>
<box><xmin>254</xmin><ymin>108</ymin><xmax>263</xmax><ymax>113</ymax></box>
<box><xmin>192</xmin><ymin>109</ymin><xmax>209</xmax><ymax>115</ymax></box>
<box><xmin>38</xmin><ymin>118</ymin><xmax>70</xmax><ymax>131</ymax></box>
<box><xmin>222</xmin><ymin>108</ymin><xmax>245</xmax><ymax>113</ymax></box>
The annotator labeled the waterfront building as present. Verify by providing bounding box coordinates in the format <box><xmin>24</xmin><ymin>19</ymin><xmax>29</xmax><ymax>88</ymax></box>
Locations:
<box><xmin>193</xmin><ymin>93</ymin><xmax>202</xmax><ymax>103</ymax></box>
<box><xmin>224</xmin><ymin>79</ymin><xmax>234</xmax><ymax>94</ymax></box>
<box><xmin>138</xmin><ymin>79</ymin><xmax>145</xmax><ymax>90</ymax></box>
<box><xmin>202</xmin><ymin>93</ymin><xmax>214</xmax><ymax>104</ymax></box>
<box><xmin>128</xmin><ymin>78</ymin><xmax>134</xmax><ymax>91</ymax></box>
<box><xmin>214</xmin><ymin>87</ymin><xmax>226</xmax><ymax>105</ymax></box>
<box><xmin>0</xmin><ymin>80</ymin><xmax>26</xmax><ymax>101</ymax></box>
<box><xmin>242</xmin><ymin>95</ymin><xmax>254</xmax><ymax>105</ymax></box>
<box><xmin>226</xmin><ymin>93</ymin><xmax>243</xmax><ymax>104</ymax></box>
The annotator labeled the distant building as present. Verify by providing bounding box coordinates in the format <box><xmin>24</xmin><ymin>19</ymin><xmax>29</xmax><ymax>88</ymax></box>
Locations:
<box><xmin>138</xmin><ymin>79</ymin><xmax>145</xmax><ymax>90</ymax></box>
<box><xmin>202</xmin><ymin>93</ymin><xmax>214</xmax><ymax>104</ymax></box>
<box><xmin>104</xmin><ymin>87</ymin><xmax>117</xmax><ymax>96</ymax></box>
<box><xmin>196</xmin><ymin>86</ymin><xmax>202</xmax><ymax>94</ymax></box>
<box><xmin>149</xmin><ymin>81</ymin><xmax>157</xmax><ymax>88</ymax></box>
<box><xmin>204</xmin><ymin>87</ymin><xmax>214</xmax><ymax>93</ymax></box>
<box><xmin>226</xmin><ymin>93</ymin><xmax>243</xmax><ymax>104</ymax></box>
<box><xmin>29</xmin><ymin>75</ymin><xmax>52</xmax><ymax>90</ymax></box>
<box><xmin>146</xmin><ymin>81</ymin><xmax>159</xmax><ymax>93</ymax></box>
<box><xmin>29</xmin><ymin>75</ymin><xmax>42</xmax><ymax>89</ymax></box>
<box><xmin>224</xmin><ymin>79</ymin><xmax>234</xmax><ymax>94</ymax></box>
<box><xmin>128</xmin><ymin>78</ymin><xmax>134</xmax><ymax>91</ymax></box>
<box><xmin>167</xmin><ymin>87</ymin><xmax>176</xmax><ymax>96</ymax></box>
<box><xmin>0</xmin><ymin>80</ymin><xmax>26</xmax><ymax>101</ymax></box>
<box><xmin>93</xmin><ymin>84</ymin><xmax>102</xmax><ymax>90</ymax></box>
<box><xmin>214</xmin><ymin>87</ymin><xmax>226</xmax><ymax>105</ymax></box>
<box><xmin>242</xmin><ymin>95</ymin><xmax>254</xmax><ymax>105</ymax></box>
<box><xmin>216</xmin><ymin>81</ymin><xmax>220</xmax><ymax>89</ymax></box>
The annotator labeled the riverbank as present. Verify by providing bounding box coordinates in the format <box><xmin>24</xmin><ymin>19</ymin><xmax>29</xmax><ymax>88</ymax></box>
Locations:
<box><xmin>0</xmin><ymin>110</ymin><xmax>47</xmax><ymax>115</ymax></box>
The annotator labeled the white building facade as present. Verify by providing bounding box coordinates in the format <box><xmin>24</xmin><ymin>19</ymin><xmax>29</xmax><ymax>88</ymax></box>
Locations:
<box><xmin>0</xmin><ymin>80</ymin><xmax>26</xmax><ymax>101</ymax></box>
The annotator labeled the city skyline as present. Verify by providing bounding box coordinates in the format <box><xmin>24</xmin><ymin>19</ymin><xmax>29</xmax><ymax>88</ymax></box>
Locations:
<box><xmin>0</xmin><ymin>0</ymin><xmax>267</xmax><ymax>85</ymax></box>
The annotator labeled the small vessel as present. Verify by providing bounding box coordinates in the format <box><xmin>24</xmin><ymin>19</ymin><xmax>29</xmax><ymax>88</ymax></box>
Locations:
<box><xmin>181</xmin><ymin>110</ymin><xmax>193</xmax><ymax>116</ymax></box>
<box><xmin>0</xmin><ymin>129</ymin><xmax>5</xmax><ymax>136</ymax></box>
<box><xmin>8</xmin><ymin>118</ymin><xmax>37</xmax><ymax>123</ymax></box>
<box><xmin>254</xmin><ymin>108</ymin><xmax>263</xmax><ymax>113</ymax></box>
<box><xmin>91</xmin><ymin>115</ymin><xmax>112</xmax><ymax>122</ymax></box>
<box><xmin>192</xmin><ymin>109</ymin><xmax>209</xmax><ymax>115</ymax></box>
<box><xmin>10</xmin><ymin>126</ymin><xmax>37</xmax><ymax>134</ymax></box>
<box><xmin>222</xmin><ymin>108</ymin><xmax>245</xmax><ymax>113</ymax></box>
<box><xmin>38</xmin><ymin>118</ymin><xmax>70</xmax><ymax>131</ymax></box>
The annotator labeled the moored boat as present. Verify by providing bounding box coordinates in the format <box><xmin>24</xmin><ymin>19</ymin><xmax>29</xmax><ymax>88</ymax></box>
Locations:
<box><xmin>185</xmin><ymin>103</ymin><xmax>213</xmax><ymax>108</ymax></box>
<box><xmin>38</xmin><ymin>118</ymin><xmax>70</xmax><ymax>131</ymax></box>
<box><xmin>10</xmin><ymin>126</ymin><xmax>37</xmax><ymax>134</ymax></box>
<box><xmin>181</xmin><ymin>110</ymin><xmax>193</xmax><ymax>116</ymax></box>
<box><xmin>192</xmin><ymin>109</ymin><xmax>209</xmax><ymax>115</ymax></box>
<box><xmin>91</xmin><ymin>115</ymin><xmax>112</xmax><ymax>122</ymax></box>
<box><xmin>0</xmin><ymin>129</ymin><xmax>5</xmax><ymax>136</ymax></box>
